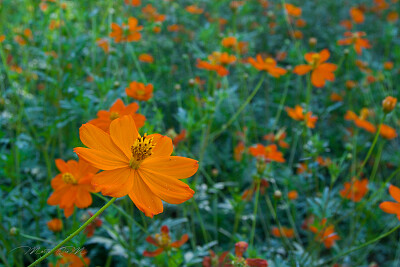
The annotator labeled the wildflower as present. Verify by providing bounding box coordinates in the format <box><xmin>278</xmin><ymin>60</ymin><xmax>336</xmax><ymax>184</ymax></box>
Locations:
<box><xmin>173</xmin><ymin>129</ymin><xmax>186</xmax><ymax>146</ymax></box>
<box><xmin>285</xmin><ymin>105</ymin><xmax>318</xmax><ymax>128</ymax></box>
<box><xmin>340</xmin><ymin>20</ymin><xmax>353</xmax><ymax>30</ymax></box>
<box><xmin>234</xmin><ymin>241</ymin><xmax>268</xmax><ymax>267</ymax></box>
<box><xmin>382</xmin><ymin>96</ymin><xmax>397</xmax><ymax>113</ymax></box>
<box><xmin>379</xmin><ymin>185</ymin><xmax>400</xmax><ymax>221</ymax></box>
<box><xmin>293</xmin><ymin>49</ymin><xmax>337</xmax><ymax>87</ymax></box>
<box><xmin>109</xmin><ymin>17</ymin><xmax>142</xmax><ymax>43</ymax></box>
<box><xmin>185</xmin><ymin>5</ymin><xmax>204</xmax><ymax>14</ymax></box>
<box><xmin>241</xmin><ymin>179</ymin><xmax>269</xmax><ymax>201</ymax></box>
<box><xmin>0</xmin><ymin>35</ymin><xmax>5</xmax><ymax>42</ymax></box>
<box><xmin>271</xmin><ymin>226</ymin><xmax>295</xmax><ymax>238</ymax></box>
<box><xmin>143</xmin><ymin>225</ymin><xmax>189</xmax><ymax>256</ymax></box>
<box><xmin>47</xmin><ymin>218</ymin><xmax>63</xmax><ymax>233</ymax></box>
<box><xmin>142</xmin><ymin>4</ymin><xmax>166</xmax><ymax>22</ymax></box>
<box><xmin>344</xmin><ymin>110</ymin><xmax>376</xmax><ymax>133</ymax></box>
<box><xmin>249</xmin><ymin>144</ymin><xmax>285</xmax><ymax>163</ymax></box>
<box><xmin>138</xmin><ymin>53</ymin><xmax>154</xmax><ymax>63</ymax></box>
<box><xmin>74</xmin><ymin>116</ymin><xmax>198</xmax><ymax>217</ymax></box>
<box><xmin>96</xmin><ymin>38</ymin><xmax>109</xmax><ymax>53</ymax></box>
<box><xmin>337</xmin><ymin>32</ymin><xmax>371</xmax><ymax>55</ymax></box>
<box><xmin>340</xmin><ymin>178</ymin><xmax>368</xmax><ymax>202</ymax></box>
<box><xmin>47</xmin><ymin>159</ymin><xmax>98</xmax><ymax>218</ymax></box>
<box><xmin>296</xmin><ymin>19</ymin><xmax>306</xmax><ymax>27</ymax></box>
<box><xmin>263</xmin><ymin>130</ymin><xmax>289</xmax><ymax>148</ymax></box>
<box><xmin>248</xmin><ymin>55</ymin><xmax>287</xmax><ymax>78</ymax></box>
<box><xmin>82</xmin><ymin>212</ymin><xmax>102</xmax><ymax>237</ymax></box>
<box><xmin>49</xmin><ymin>251</ymin><xmax>90</xmax><ymax>267</ymax></box>
<box><xmin>234</xmin><ymin>141</ymin><xmax>246</xmax><ymax>161</ymax></box>
<box><xmin>221</xmin><ymin>36</ymin><xmax>237</xmax><ymax>48</ymax></box>
<box><xmin>125</xmin><ymin>81</ymin><xmax>153</xmax><ymax>101</ymax></box>
<box><xmin>317</xmin><ymin>156</ymin><xmax>332</xmax><ymax>167</ymax></box>
<box><xmin>330</xmin><ymin>92</ymin><xmax>343</xmax><ymax>102</ymax></box>
<box><xmin>350</xmin><ymin>7</ymin><xmax>365</xmax><ymax>24</ymax></box>
<box><xmin>89</xmin><ymin>99</ymin><xmax>145</xmax><ymax>132</ymax></box>
<box><xmin>124</xmin><ymin>0</ymin><xmax>141</xmax><ymax>6</ymax></box>
<box><xmin>288</xmin><ymin>190</ymin><xmax>298</xmax><ymax>200</ymax></box>
<box><xmin>384</xmin><ymin>61</ymin><xmax>394</xmax><ymax>70</ymax></box>
<box><xmin>167</xmin><ymin>24</ymin><xmax>182</xmax><ymax>32</ymax></box>
<box><xmin>197</xmin><ymin>52</ymin><xmax>236</xmax><ymax>77</ymax></box>
<box><xmin>387</xmin><ymin>11</ymin><xmax>399</xmax><ymax>23</ymax></box>
<box><xmin>292</xmin><ymin>30</ymin><xmax>303</xmax><ymax>39</ymax></box>
<box><xmin>202</xmin><ymin>250</ymin><xmax>229</xmax><ymax>267</ymax></box>
<box><xmin>345</xmin><ymin>80</ymin><xmax>357</xmax><ymax>90</ymax></box>
<box><xmin>284</xmin><ymin>3</ymin><xmax>301</xmax><ymax>17</ymax></box>
<box><xmin>309</xmin><ymin>219</ymin><xmax>340</xmax><ymax>248</ymax></box>
<box><xmin>380</xmin><ymin>124</ymin><xmax>397</xmax><ymax>140</ymax></box>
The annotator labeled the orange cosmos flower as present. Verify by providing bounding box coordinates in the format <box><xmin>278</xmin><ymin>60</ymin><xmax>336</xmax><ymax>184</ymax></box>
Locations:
<box><xmin>0</xmin><ymin>35</ymin><xmax>5</xmax><ymax>42</ymax></box>
<box><xmin>47</xmin><ymin>218</ymin><xmax>63</xmax><ymax>233</ymax></box>
<box><xmin>284</xmin><ymin>3</ymin><xmax>302</xmax><ymax>17</ymax></box>
<box><xmin>248</xmin><ymin>55</ymin><xmax>287</xmax><ymax>78</ymax></box>
<box><xmin>47</xmin><ymin>159</ymin><xmax>98</xmax><ymax>218</ymax></box>
<box><xmin>89</xmin><ymin>99</ymin><xmax>145</xmax><ymax>132</ymax></box>
<box><xmin>382</xmin><ymin>96</ymin><xmax>397</xmax><ymax>113</ymax></box>
<box><xmin>387</xmin><ymin>11</ymin><xmax>399</xmax><ymax>23</ymax></box>
<box><xmin>293</xmin><ymin>49</ymin><xmax>337</xmax><ymax>87</ymax></box>
<box><xmin>271</xmin><ymin>226</ymin><xmax>295</xmax><ymax>238</ymax></box>
<box><xmin>263</xmin><ymin>130</ymin><xmax>289</xmax><ymax>148</ymax></box>
<box><xmin>350</xmin><ymin>7</ymin><xmax>365</xmax><ymax>24</ymax></box>
<box><xmin>143</xmin><ymin>225</ymin><xmax>189</xmax><ymax>257</ymax></box>
<box><xmin>384</xmin><ymin>61</ymin><xmax>394</xmax><ymax>70</ymax></box>
<box><xmin>249</xmin><ymin>144</ymin><xmax>285</xmax><ymax>163</ymax></box>
<box><xmin>380</xmin><ymin>124</ymin><xmax>397</xmax><ymax>140</ymax></box>
<box><xmin>185</xmin><ymin>5</ymin><xmax>204</xmax><ymax>14</ymax></box>
<box><xmin>167</xmin><ymin>24</ymin><xmax>182</xmax><ymax>32</ymax></box>
<box><xmin>295</xmin><ymin>18</ymin><xmax>306</xmax><ymax>28</ymax></box>
<box><xmin>142</xmin><ymin>4</ymin><xmax>166</xmax><ymax>22</ymax></box>
<box><xmin>124</xmin><ymin>0</ymin><xmax>141</xmax><ymax>6</ymax></box>
<box><xmin>234</xmin><ymin>241</ymin><xmax>268</xmax><ymax>267</ymax></box>
<box><xmin>340</xmin><ymin>20</ymin><xmax>353</xmax><ymax>30</ymax></box>
<box><xmin>109</xmin><ymin>17</ymin><xmax>142</xmax><ymax>43</ymax></box>
<box><xmin>330</xmin><ymin>92</ymin><xmax>343</xmax><ymax>102</ymax></box>
<box><xmin>96</xmin><ymin>38</ymin><xmax>109</xmax><ymax>53</ymax></box>
<box><xmin>49</xmin><ymin>251</ymin><xmax>90</xmax><ymax>267</ymax></box>
<box><xmin>125</xmin><ymin>81</ymin><xmax>154</xmax><ymax>101</ymax></box>
<box><xmin>234</xmin><ymin>141</ymin><xmax>246</xmax><ymax>161</ymax></box>
<box><xmin>285</xmin><ymin>105</ymin><xmax>318</xmax><ymax>128</ymax></box>
<box><xmin>203</xmin><ymin>250</ymin><xmax>230</xmax><ymax>267</ymax></box>
<box><xmin>74</xmin><ymin>115</ymin><xmax>198</xmax><ymax>217</ymax></box>
<box><xmin>344</xmin><ymin>110</ymin><xmax>376</xmax><ymax>133</ymax></box>
<box><xmin>340</xmin><ymin>178</ymin><xmax>368</xmax><ymax>202</ymax></box>
<box><xmin>380</xmin><ymin>185</ymin><xmax>400</xmax><ymax>221</ymax></box>
<box><xmin>197</xmin><ymin>52</ymin><xmax>236</xmax><ymax>77</ymax></box>
<box><xmin>337</xmin><ymin>32</ymin><xmax>371</xmax><ymax>55</ymax></box>
<box><xmin>287</xmin><ymin>190</ymin><xmax>298</xmax><ymax>200</ymax></box>
<box><xmin>138</xmin><ymin>53</ymin><xmax>154</xmax><ymax>63</ymax></box>
<box><xmin>173</xmin><ymin>129</ymin><xmax>186</xmax><ymax>146</ymax></box>
<box><xmin>309</xmin><ymin>219</ymin><xmax>340</xmax><ymax>248</ymax></box>
<box><xmin>221</xmin><ymin>36</ymin><xmax>237</xmax><ymax>48</ymax></box>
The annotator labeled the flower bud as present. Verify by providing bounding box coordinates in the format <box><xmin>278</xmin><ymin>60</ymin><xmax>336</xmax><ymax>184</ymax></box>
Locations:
<box><xmin>382</xmin><ymin>96</ymin><xmax>397</xmax><ymax>113</ymax></box>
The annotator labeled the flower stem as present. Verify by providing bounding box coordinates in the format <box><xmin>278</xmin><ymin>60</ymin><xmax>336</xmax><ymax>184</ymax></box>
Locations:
<box><xmin>28</xmin><ymin>197</ymin><xmax>117</xmax><ymax>267</ymax></box>
<box><xmin>250</xmin><ymin>180</ymin><xmax>261</xmax><ymax>248</ymax></box>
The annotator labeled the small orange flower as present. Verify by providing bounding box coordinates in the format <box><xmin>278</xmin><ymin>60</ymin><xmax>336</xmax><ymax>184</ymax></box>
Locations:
<box><xmin>173</xmin><ymin>129</ymin><xmax>186</xmax><ymax>146</ymax></box>
<box><xmin>340</xmin><ymin>178</ymin><xmax>368</xmax><ymax>202</ymax></box>
<box><xmin>96</xmin><ymin>38</ymin><xmax>109</xmax><ymax>53</ymax></box>
<box><xmin>138</xmin><ymin>53</ymin><xmax>154</xmax><ymax>63</ymax></box>
<box><xmin>340</xmin><ymin>20</ymin><xmax>353</xmax><ymax>30</ymax></box>
<box><xmin>263</xmin><ymin>130</ymin><xmax>289</xmax><ymax>148</ymax></box>
<box><xmin>287</xmin><ymin>190</ymin><xmax>298</xmax><ymax>200</ymax></box>
<box><xmin>167</xmin><ymin>24</ymin><xmax>182</xmax><ymax>32</ymax></box>
<box><xmin>249</xmin><ymin>144</ymin><xmax>285</xmax><ymax>163</ymax></box>
<box><xmin>380</xmin><ymin>124</ymin><xmax>397</xmax><ymax>140</ymax></box>
<box><xmin>337</xmin><ymin>32</ymin><xmax>371</xmax><ymax>55</ymax></box>
<box><xmin>49</xmin><ymin>251</ymin><xmax>90</xmax><ymax>267</ymax></box>
<box><xmin>285</xmin><ymin>105</ymin><xmax>318</xmax><ymax>128</ymax></box>
<box><xmin>124</xmin><ymin>0</ymin><xmax>141</xmax><ymax>6</ymax></box>
<box><xmin>125</xmin><ymin>81</ymin><xmax>154</xmax><ymax>101</ymax></box>
<box><xmin>293</xmin><ymin>49</ymin><xmax>337</xmax><ymax>87</ymax></box>
<box><xmin>384</xmin><ymin>61</ymin><xmax>394</xmax><ymax>70</ymax></box>
<box><xmin>344</xmin><ymin>110</ymin><xmax>376</xmax><ymax>133</ymax></box>
<box><xmin>203</xmin><ymin>250</ymin><xmax>230</xmax><ymax>267</ymax></box>
<box><xmin>248</xmin><ymin>55</ymin><xmax>287</xmax><ymax>78</ymax></box>
<box><xmin>110</xmin><ymin>17</ymin><xmax>142</xmax><ymax>43</ymax></box>
<box><xmin>382</xmin><ymin>96</ymin><xmax>397</xmax><ymax>113</ymax></box>
<box><xmin>234</xmin><ymin>141</ymin><xmax>246</xmax><ymax>161</ymax></box>
<box><xmin>284</xmin><ymin>3</ymin><xmax>302</xmax><ymax>17</ymax></box>
<box><xmin>309</xmin><ymin>219</ymin><xmax>340</xmax><ymax>248</ymax></box>
<box><xmin>234</xmin><ymin>241</ymin><xmax>268</xmax><ymax>267</ymax></box>
<box><xmin>47</xmin><ymin>218</ymin><xmax>63</xmax><ymax>233</ymax></box>
<box><xmin>0</xmin><ymin>35</ymin><xmax>5</xmax><ymax>42</ymax></box>
<box><xmin>345</xmin><ymin>80</ymin><xmax>357</xmax><ymax>90</ymax></box>
<box><xmin>330</xmin><ymin>92</ymin><xmax>343</xmax><ymax>102</ymax></box>
<box><xmin>387</xmin><ymin>11</ymin><xmax>399</xmax><ymax>23</ymax></box>
<box><xmin>47</xmin><ymin>159</ymin><xmax>99</xmax><ymax>218</ymax></box>
<box><xmin>241</xmin><ymin>179</ymin><xmax>269</xmax><ymax>201</ymax></box>
<box><xmin>89</xmin><ymin>99</ymin><xmax>145</xmax><ymax>132</ymax></box>
<box><xmin>197</xmin><ymin>52</ymin><xmax>236</xmax><ymax>77</ymax></box>
<box><xmin>380</xmin><ymin>185</ymin><xmax>400</xmax><ymax>221</ymax></box>
<box><xmin>350</xmin><ymin>7</ymin><xmax>365</xmax><ymax>24</ymax></box>
<box><xmin>271</xmin><ymin>226</ymin><xmax>295</xmax><ymax>238</ymax></box>
<box><xmin>185</xmin><ymin>5</ymin><xmax>204</xmax><ymax>14</ymax></box>
<box><xmin>143</xmin><ymin>225</ymin><xmax>189</xmax><ymax>257</ymax></box>
<box><xmin>221</xmin><ymin>36</ymin><xmax>237</xmax><ymax>48</ymax></box>
<box><xmin>74</xmin><ymin>116</ymin><xmax>198</xmax><ymax>217</ymax></box>
<box><xmin>142</xmin><ymin>4</ymin><xmax>166</xmax><ymax>22</ymax></box>
<box><xmin>295</xmin><ymin>19</ymin><xmax>306</xmax><ymax>28</ymax></box>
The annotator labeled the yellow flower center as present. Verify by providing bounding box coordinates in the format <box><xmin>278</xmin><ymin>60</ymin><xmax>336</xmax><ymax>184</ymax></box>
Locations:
<box><xmin>311</xmin><ymin>54</ymin><xmax>320</xmax><ymax>68</ymax></box>
<box><xmin>129</xmin><ymin>134</ymin><xmax>155</xmax><ymax>169</ymax></box>
<box><xmin>109</xmin><ymin>112</ymin><xmax>120</xmax><ymax>120</ymax></box>
<box><xmin>136</xmin><ymin>89</ymin><xmax>145</xmax><ymax>96</ymax></box>
<box><xmin>62</xmin><ymin>172</ymin><xmax>77</xmax><ymax>184</ymax></box>
<box><xmin>265</xmin><ymin>58</ymin><xmax>274</xmax><ymax>65</ymax></box>
<box><xmin>155</xmin><ymin>233</ymin><xmax>171</xmax><ymax>248</ymax></box>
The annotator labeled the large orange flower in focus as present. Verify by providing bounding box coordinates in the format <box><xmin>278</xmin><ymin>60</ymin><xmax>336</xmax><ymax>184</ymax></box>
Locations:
<box><xmin>74</xmin><ymin>115</ymin><xmax>198</xmax><ymax>217</ymax></box>
<box><xmin>89</xmin><ymin>99</ymin><xmax>145</xmax><ymax>132</ymax></box>
<box><xmin>47</xmin><ymin>159</ymin><xmax>99</xmax><ymax>218</ymax></box>
<box><xmin>293</xmin><ymin>49</ymin><xmax>337</xmax><ymax>88</ymax></box>
<box><xmin>110</xmin><ymin>17</ymin><xmax>142</xmax><ymax>43</ymax></box>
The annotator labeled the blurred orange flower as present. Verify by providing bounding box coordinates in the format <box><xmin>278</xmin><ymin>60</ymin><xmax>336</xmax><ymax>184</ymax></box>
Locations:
<box><xmin>124</xmin><ymin>0</ymin><xmax>141</xmax><ymax>6</ymax></box>
<box><xmin>49</xmin><ymin>252</ymin><xmax>90</xmax><ymax>267</ymax></box>
<box><xmin>74</xmin><ymin>116</ymin><xmax>198</xmax><ymax>217</ymax></box>
<box><xmin>350</xmin><ymin>7</ymin><xmax>365</xmax><ymax>24</ymax></box>
<box><xmin>143</xmin><ymin>225</ymin><xmax>189</xmax><ymax>257</ymax></box>
<box><xmin>271</xmin><ymin>226</ymin><xmax>295</xmax><ymax>238</ymax></box>
<box><xmin>380</xmin><ymin>124</ymin><xmax>397</xmax><ymax>139</ymax></box>
<box><xmin>186</xmin><ymin>5</ymin><xmax>204</xmax><ymax>14</ymax></box>
<box><xmin>47</xmin><ymin>159</ymin><xmax>99</xmax><ymax>218</ymax></box>
<box><xmin>248</xmin><ymin>55</ymin><xmax>287</xmax><ymax>78</ymax></box>
<box><xmin>139</xmin><ymin>53</ymin><xmax>154</xmax><ymax>63</ymax></box>
<box><xmin>142</xmin><ymin>4</ymin><xmax>166</xmax><ymax>22</ymax></box>
<box><xmin>96</xmin><ymin>38</ymin><xmax>109</xmax><ymax>53</ymax></box>
<box><xmin>284</xmin><ymin>3</ymin><xmax>302</xmax><ymax>17</ymax></box>
<box><xmin>47</xmin><ymin>218</ymin><xmax>63</xmax><ymax>233</ymax></box>
<box><xmin>263</xmin><ymin>130</ymin><xmax>289</xmax><ymax>148</ymax></box>
<box><xmin>249</xmin><ymin>144</ymin><xmax>285</xmax><ymax>163</ymax></box>
<box><xmin>309</xmin><ymin>219</ymin><xmax>340</xmax><ymax>248</ymax></box>
<box><xmin>285</xmin><ymin>105</ymin><xmax>318</xmax><ymax>128</ymax></box>
<box><xmin>337</xmin><ymin>32</ymin><xmax>371</xmax><ymax>55</ymax></box>
<box><xmin>380</xmin><ymin>185</ymin><xmax>400</xmax><ymax>221</ymax></box>
<box><xmin>234</xmin><ymin>141</ymin><xmax>246</xmax><ymax>161</ymax></box>
<box><xmin>288</xmin><ymin>190</ymin><xmax>298</xmax><ymax>200</ymax></box>
<box><xmin>125</xmin><ymin>81</ymin><xmax>154</xmax><ymax>101</ymax></box>
<box><xmin>340</xmin><ymin>178</ymin><xmax>368</xmax><ymax>202</ymax></box>
<box><xmin>110</xmin><ymin>17</ymin><xmax>142</xmax><ymax>43</ymax></box>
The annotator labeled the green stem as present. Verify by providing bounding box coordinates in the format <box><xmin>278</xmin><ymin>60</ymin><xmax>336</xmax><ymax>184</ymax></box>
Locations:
<box><xmin>250</xmin><ymin>180</ymin><xmax>261</xmax><ymax>247</ymax></box>
<box><xmin>28</xmin><ymin>197</ymin><xmax>116</xmax><ymax>267</ymax></box>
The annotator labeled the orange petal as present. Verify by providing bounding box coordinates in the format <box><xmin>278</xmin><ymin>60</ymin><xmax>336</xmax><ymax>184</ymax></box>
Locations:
<box><xmin>51</xmin><ymin>174</ymin><xmax>65</xmax><ymax>190</ymax></box>
<box><xmin>128</xmin><ymin>172</ymin><xmax>163</xmax><ymax>218</ymax></box>
<box><xmin>109</xmin><ymin>115</ymin><xmax>138</xmax><ymax>158</ymax></box>
<box><xmin>55</xmin><ymin>159</ymin><xmax>69</xmax><ymax>173</ymax></box>
<box><xmin>379</xmin><ymin>201</ymin><xmax>400</xmax><ymax>214</ymax></box>
<box><xmin>170</xmin><ymin>234</ymin><xmax>189</xmax><ymax>248</ymax></box>
<box><xmin>389</xmin><ymin>185</ymin><xmax>400</xmax><ymax>203</ymax></box>
<box><xmin>74</xmin><ymin>148</ymin><xmax>128</xmax><ymax>170</ymax></box>
<box><xmin>138</xmin><ymin>168</ymin><xmax>195</xmax><ymax>204</ymax></box>
<box><xmin>75</xmin><ymin>187</ymin><xmax>93</xmax><ymax>208</ymax></box>
<box><xmin>141</xmin><ymin>156</ymin><xmax>198</xmax><ymax>179</ymax></box>
<box><xmin>319</xmin><ymin>49</ymin><xmax>330</xmax><ymax>63</ymax></box>
<box><xmin>293</xmin><ymin>65</ymin><xmax>312</xmax><ymax>75</ymax></box>
<box><xmin>143</xmin><ymin>248</ymin><xmax>164</xmax><ymax>257</ymax></box>
<box><xmin>63</xmin><ymin>205</ymin><xmax>75</xmax><ymax>218</ymax></box>
<box><xmin>92</xmin><ymin>167</ymin><xmax>134</xmax><ymax>198</ymax></box>
<box><xmin>47</xmin><ymin>186</ymin><xmax>70</xmax><ymax>206</ymax></box>
<box><xmin>149</xmin><ymin>134</ymin><xmax>173</xmax><ymax>157</ymax></box>
<box><xmin>311</xmin><ymin>69</ymin><xmax>326</xmax><ymax>87</ymax></box>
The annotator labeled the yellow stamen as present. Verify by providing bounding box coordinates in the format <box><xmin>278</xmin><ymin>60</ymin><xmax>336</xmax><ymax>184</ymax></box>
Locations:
<box><xmin>129</xmin><ymin>133</ymin><xmax>155</xmax><ymax>169</ymax></box>
<box><xmin>109</xmin><ymin>112</ymin><xmax>120</xmax><ymax>120</ymax></box>
<box><xmin>311</xmin><ymin>54</ymin><xmax>320</xmax><ymax>68</ymax></box>
<box><xmin>62</xmin><ymin>172</ymin><xmax>77</xmax><ymax>184</ymax></box>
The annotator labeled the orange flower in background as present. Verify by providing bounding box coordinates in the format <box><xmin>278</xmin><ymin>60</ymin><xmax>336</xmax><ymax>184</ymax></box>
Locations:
<box><xmin>221</xmin><ymin>36</ymin><xmax>237</xmax><ymax>48</ymax></box>
<box><xmin>263</xmin><ymin>129</ymin><xmax>289</xmax><ymax>148</ymax></box>
<box><xmin>293</xmin><ymin>49</ymin><xmax>337</xmax><ymax>87</ymax></box>
<box><xmin>139</xmin><ymin>53</ymin><xmax>154</xmax><ymax>63</ymax></box>
<box><xmin>109</xmin><ymin>17</ymin><xmax>142</xmax><ymax>43</ymax></box>
<box><xmin>124</xmin><ymin>0</ymin><xmax>141</xmax><ymax>6</ymax></box>
<box><xmin>173</xmin><ymin>129</ymin><xmax>187</xmax><ymax>146</ymax></box>
<box><xmin>0</xmin><ymin>35</ymin><xmax>5</xmax><ymax>42</ymax></box>
<box><xmin>234</xmin><ymin>141</ymin><xmax>246</xmax><ymax>161</ymax></box>
<box><xmin>317</xmin><ymin>156</ymin><xmax>332</xmax><ymax>167</ymax></box>
<box><xmin>380</xmin><ymin>124</ymin><xmax>397</xmax><ymax>140</ymax></box>
<box><xmin>337</xmin><ymin>32</ymin><xmax>371</xmax><ymax>55</ymax></box>
<box><xmin>83</xmin><ymin>212</ymin><xmax>102</xmax><ymax>237</ymax></box>
<box><xmin>350</xmin><ymin>7</ymin><xmax>365</xmax><ymax>24</ymax></box>
<box><xmin>284</xmin><ymin>3</ymin><xmax>302</xmax><ymax>17</ymax></box>
<box><xmin>167</xmin><ymin>24</ymin><xmax>182</xmax><ymax>32</ymax></box>
<box><xmin>185</xmin><ymin>5</ymin><xmax>204</xmax><ymax>14</ymax></box>
<box><xmin>288</xmin><ymin>190</ymin><xmax>298</xmax><ymax>200</ymax></box>
<box><xmin>271</xmin><ymin>226</ymin><xmax>295</xmax><ymax>238</ymax></box>
<box><xmin>241</xmin><ymin>179</ymin><xmax>269</xmax><ymax>201</ymax></box>
<box><xmin>14</xmin><ymin>28</ymin><xmax>33</xmax><ymax>46</ymax></box>
<box><xmin>340</xmin><ymin>20</ymin><xmax>353</xmax><ymax>30</ymax></box>
<box><xmin>74</xmin><ymin>116</ymin><xmax>199</xmax><ymax>217</ymax></box>
<box><xmin>330</xmin><ymin>92</ymin><xmax>343</xmax><ymax>102</ymax></box>
<box><xmin>142</xmin><ymin>4</ymin><xmax>166</xmax><ymax>22</ymax></box>
<box><xmin>344</xmin><ymin>110</ymin><xmax>376</xmax><ymax>133</ymax></box>
<box><xmin>249</xmin><ymin>144</ymin><xmax>285</xmax><ymax>163</ymax></box>
<box><xmin>125</xmin><ymin>81</ymin><xmax>154</xmax><ymax>101</ymax></box>
<box><xmin>96</xmin><ymin>38</ymin><xmax>109</xmax><ymax>53</ymax></box>
<box><xmin>203</xmin><ymin>250</ymin><xmax>230</xmax><ymax>267</ymax></box>
<box><xmin>248</xmin><ymin>55</ymin><xmax>287</xmax><ymax>78</ymax></box>
<box><xmin>387</xmin><ymin>11</ymin><xmax>399</xmax><ymax>23</ymax></box>
<box><xmin>380</xmin><ymin>185</ymin><xmax>400</xmax><ymax>221</ymax></box>
<box><xmin>340</xmin><ymin>178</ymin><xmax>368</xmax><ymax>202</ymax></box>
<box><xmin>309</xmin><ymin>219</ymin><xmax>340</xmax><ymax>248</ymax></box>
<box><xmin>47</xmin><ymin>159</ymin><xmax>99</xmax><ymax>218</ymax></box>
<box><xmin>49</xmin><ymin>251</ymin><xmax>90</xmax><ymax>267</ymax></box>
<box><xmin>143</xmin><ymin>225</ymin><xmax>189</xmax><ymax>257</ymax></box>
<box><xmin>384</xmin><ymin>61</ymin><xmax>394</xmax><ymax>70</ymax></box>
<box><xmin>285</xmin><ymin>105</ymin><xmax>318</xmax><ymax>128</ymax></box>
<box><xmin>89</xmin><ymin>99</ymin><xmax>145</xmax><ymax>132</ymax></box>
<box><xmin>382</xmin><ymin>96</ymin><xmax>397</xmax><ymax>113</ymax></box>
<box><xmin>47</xmin><ymin>218</ymin><xmax>63</xmax><ymax>233</ymax></box>
<box><xmin>234</xmin><ymin>241</ymin><xmax>268</xmax><ymax>267</ymax></box>
<box><xmin>296</xmin><ymin>18</ymin><xmax>306</xmax><ymax>28</ymax></box>
<box><xmin>197</xmin><ymin>52</ymin><xmax>236</xmax><ymax>77</ymax></box>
